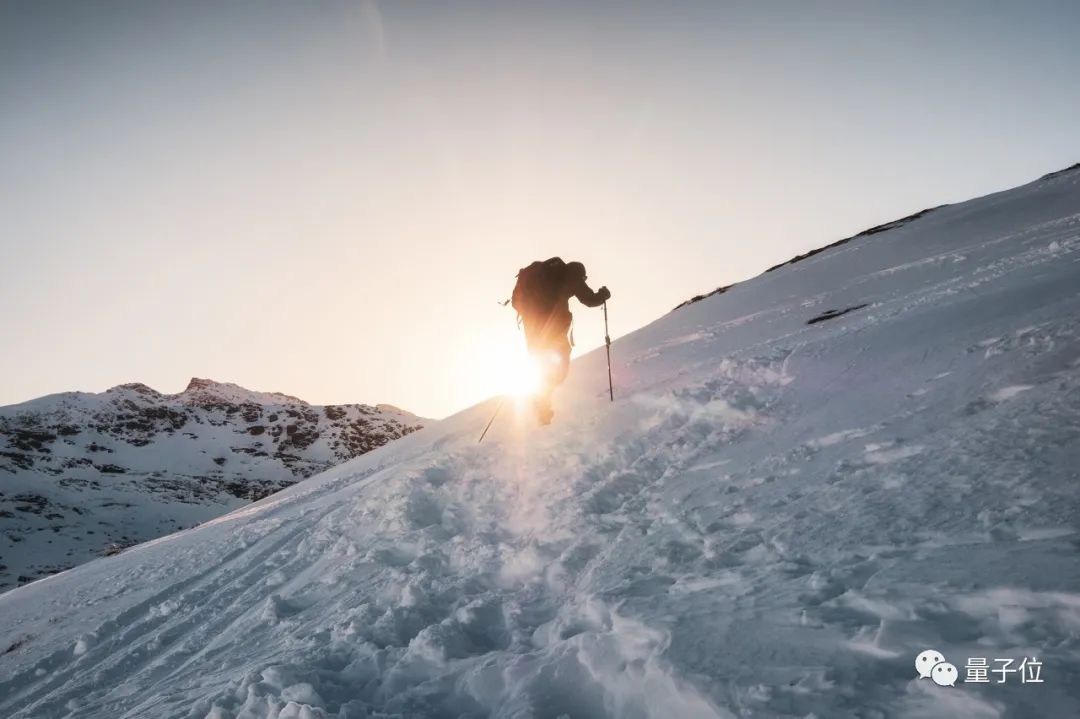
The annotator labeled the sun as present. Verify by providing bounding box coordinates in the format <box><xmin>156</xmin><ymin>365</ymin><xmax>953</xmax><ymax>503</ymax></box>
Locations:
<box><xmin>455</xmin><ymin>327</ymin><xmax>551</xmax><ymax>406</ymax></box>
<box><xmin>494</xmin><ymin>347</ymin><xmax>543</xmax><ymax>397</ymax></box>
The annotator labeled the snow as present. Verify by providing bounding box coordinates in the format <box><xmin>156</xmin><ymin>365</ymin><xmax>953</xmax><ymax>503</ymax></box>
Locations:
<box><xmin>2</xmin><ymin>165</ymin><xmax>1080</xmax><ymax>717</ymax></box>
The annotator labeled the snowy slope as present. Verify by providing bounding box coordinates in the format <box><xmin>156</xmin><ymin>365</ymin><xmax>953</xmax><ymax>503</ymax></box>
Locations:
<box><xmin>0</xmin><ymin>378</ymin><xmax>423</xmax><ymax>592</ymax></box>
<box><xmin>2</xmin><ymin>166</ymin><xmax>1080</xmax><ymax>718</ymax></box>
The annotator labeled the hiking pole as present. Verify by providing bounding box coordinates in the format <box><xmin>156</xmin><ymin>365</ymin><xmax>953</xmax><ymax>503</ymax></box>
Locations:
<box><xmin>478</xmin><ymin>396</ymin><xmax>506</xmax><ymax>444</ymax></box>
<box><xmin>603</xmin><ymin>301</ymin><xmax>614</xmax><ymax>402</ymax></box>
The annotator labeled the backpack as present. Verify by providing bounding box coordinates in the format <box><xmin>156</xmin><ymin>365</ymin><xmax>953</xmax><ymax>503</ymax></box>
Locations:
<box><xmin>511</xmin><ymin>257</ymin><xmax>566</xmax><ymax>320</ymax></box>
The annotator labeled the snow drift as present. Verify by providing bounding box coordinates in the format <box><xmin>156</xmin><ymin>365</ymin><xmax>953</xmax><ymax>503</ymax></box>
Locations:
<box><xmin>2</xmin><ymin>166</ymin><xmax>1080</xmax><ymax>717</ymax></box>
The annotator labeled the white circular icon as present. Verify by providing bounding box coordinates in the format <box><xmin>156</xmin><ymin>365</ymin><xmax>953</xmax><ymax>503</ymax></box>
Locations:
<box><xmin>931</xmin><ymin>661</ymin><xmax>959</xmax><ymax>687</ymax></box>
<box><xmin>915</xmin><ymin>649</ymin><xmax>946</xmax><ymax>679</ymax></box>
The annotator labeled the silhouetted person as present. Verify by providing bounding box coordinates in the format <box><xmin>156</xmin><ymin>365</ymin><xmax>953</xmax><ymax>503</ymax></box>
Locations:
<box><xmin>511</xmin><ymin>257</ymin><xmax>610</xmax><ymax>424</ymax></box>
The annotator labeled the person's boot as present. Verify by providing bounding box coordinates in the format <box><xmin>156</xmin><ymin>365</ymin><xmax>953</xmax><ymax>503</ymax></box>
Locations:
<box><xmin>534</xmin><ymin>395</ymin><xmax>554</xmax><ymax>425</ymax></box>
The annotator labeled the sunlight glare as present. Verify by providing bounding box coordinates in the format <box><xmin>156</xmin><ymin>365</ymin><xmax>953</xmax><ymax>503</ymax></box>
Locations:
<box><xmin>497</xmin><ymin>348</ymin><xmax>543</xmax><ymax>397</ymax></box>
<box><xmin>455</xmin><ymin>326</ymin><xmax>563</xmax><ymax>412</ymax></box>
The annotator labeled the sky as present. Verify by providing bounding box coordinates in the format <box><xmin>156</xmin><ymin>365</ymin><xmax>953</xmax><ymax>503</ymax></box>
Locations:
<box><xmin>2</xmin><ymin>0</ymin><xmax>1079</xmax><ymax>419</ymax></box>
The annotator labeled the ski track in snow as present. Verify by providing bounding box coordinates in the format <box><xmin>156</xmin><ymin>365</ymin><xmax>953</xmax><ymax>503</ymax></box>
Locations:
<box><xmin>2</xmin><ymin>170</ymin><xmax>1080</xmax><ymax>717</ymax></box>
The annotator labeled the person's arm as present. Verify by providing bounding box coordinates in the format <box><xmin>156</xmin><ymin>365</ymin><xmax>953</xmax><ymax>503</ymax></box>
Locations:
<box><xmin>572</xmin><ymin>279</ymin><xmax>611</xmax><ymax>308</ymax></box>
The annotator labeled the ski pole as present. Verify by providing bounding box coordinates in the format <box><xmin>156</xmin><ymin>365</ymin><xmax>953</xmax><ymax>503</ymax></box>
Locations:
<box><xmin>478</xmin><ymin>396</ymin><xmax>505</xmax><ymax>444</ymax></box>
<box><xmin>604</xmin><ymin>301</ymin><xmax>614</xmax><ymax>402</ymax></box>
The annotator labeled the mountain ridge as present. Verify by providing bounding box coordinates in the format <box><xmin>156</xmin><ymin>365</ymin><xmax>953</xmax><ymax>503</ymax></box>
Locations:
<box><xmin>0</xmin><ymin>379</ymin><xmax>424</xmax><ymax>592</ymax></box>
<box><xmin>674</xmin><ymin>161</ymin><xmax>1079</xmax><ymax>311</ymax></box>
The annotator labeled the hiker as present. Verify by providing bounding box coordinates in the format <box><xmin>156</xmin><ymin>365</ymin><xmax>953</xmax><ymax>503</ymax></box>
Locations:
<box><xmin>511</xmin><ymin>257</ymin><xmax>610</xmax><ymax>424</ymax></box>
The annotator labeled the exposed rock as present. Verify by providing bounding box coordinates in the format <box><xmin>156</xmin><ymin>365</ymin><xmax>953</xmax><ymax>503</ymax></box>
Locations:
<box><xmin>674</xmin><ymin>204</ymin><xmax>948</xmax><ymax>311</ymax></box>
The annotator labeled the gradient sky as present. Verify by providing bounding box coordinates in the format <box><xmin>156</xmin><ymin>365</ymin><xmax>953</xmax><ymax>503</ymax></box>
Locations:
<box><xmin>2</xmin><ymin>0</ymin><xmax>1079</xmax><ymax>419</ymax></box>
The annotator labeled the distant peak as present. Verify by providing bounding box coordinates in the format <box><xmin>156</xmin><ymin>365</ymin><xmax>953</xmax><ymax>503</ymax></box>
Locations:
<box><xmin>177</xmin><ymin>378</ymin><xmax>307</xmax><ymax>406</ymax></box>
<box><xmin>108</xmin><ymin>382</ymin><xmax>163</xmax><ymax>397</ymax></box>
<box><xmin>183</xmin><ymin>377</ymin><xmax>223</xmax><ymax>393</ymax></box>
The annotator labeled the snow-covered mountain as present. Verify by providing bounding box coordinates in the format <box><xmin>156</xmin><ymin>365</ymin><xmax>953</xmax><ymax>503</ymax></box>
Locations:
<box><xmin>0</xmin><ymin>378</ymin><xmax>423</xmax><ymax>592</ymax></box>
<box><xmin>2</xmin><ymin>165</ymin><xmax>1080</xmax><ymax>718</ymax></box>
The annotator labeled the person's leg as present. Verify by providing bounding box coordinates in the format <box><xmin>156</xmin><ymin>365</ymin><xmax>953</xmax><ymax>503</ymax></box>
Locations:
<box><xmin>521</xmin><ymin>321</ymin><xmax>553</xmax><ymax>424</ymax></box>
<box><xmin>532</xmin><ymin>333</ymin><xmax>570</xmax><ymax>425</ymax></box>
<box><xmin>533</xmin><ymin>347</ymin><xmax>557</xmax><ymax>425</ymax></box>
<box><xmin>551</xmin><ymin>334</ymin><xmax>571</xmax><ymax>387</ymax></box>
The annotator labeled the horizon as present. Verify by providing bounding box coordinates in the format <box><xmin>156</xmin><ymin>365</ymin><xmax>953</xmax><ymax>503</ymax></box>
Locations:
<box><xmin>3</xmin><ymin>1</ymin><xmax>1080</xmax><ymax>419</ymax></box>
<box><xmin>2</xmin><ymin>160</ymin><xmax>1074</xmax><ymax>417</ymax></box>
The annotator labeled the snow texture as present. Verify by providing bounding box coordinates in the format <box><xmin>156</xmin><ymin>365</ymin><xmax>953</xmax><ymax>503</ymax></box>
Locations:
<box><xmin>2</xmin><ymin>166</ymin><xmax>1080</xmax><ymax>717</ymax></box>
